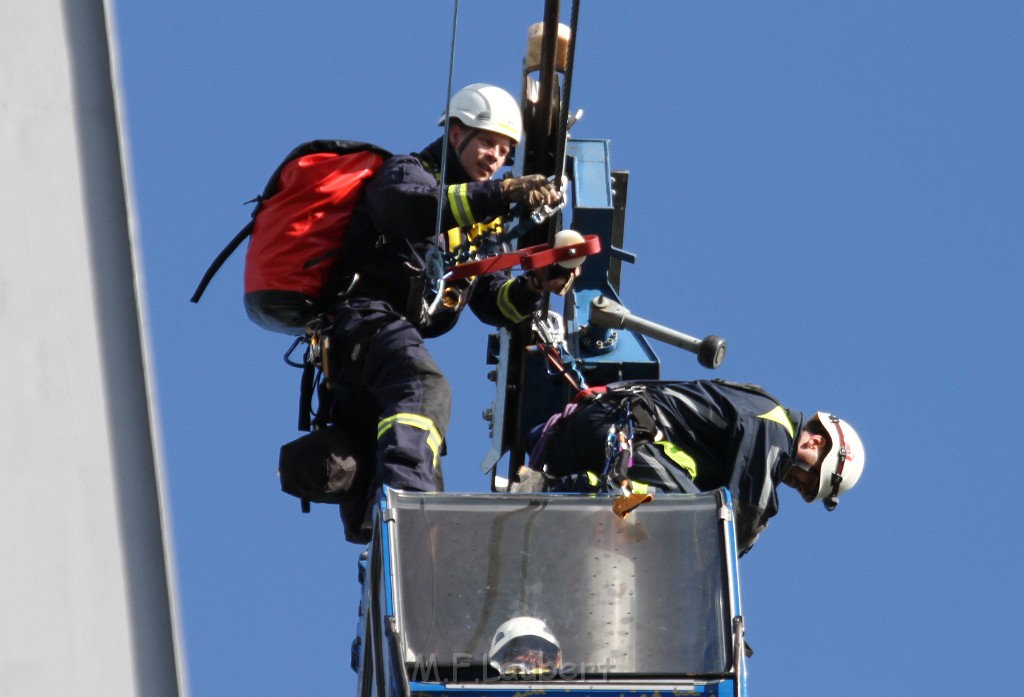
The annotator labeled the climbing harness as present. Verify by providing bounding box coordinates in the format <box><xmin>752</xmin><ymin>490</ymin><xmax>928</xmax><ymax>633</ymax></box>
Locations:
<box><xmin>596</xmin><ymin>392</ymin><xmax>653</xmax><ymax>518</ymax></box>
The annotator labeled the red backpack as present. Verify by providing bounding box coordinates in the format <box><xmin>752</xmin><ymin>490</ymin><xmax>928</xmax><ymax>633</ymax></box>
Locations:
<box><xmin>191</xmin><ymin>140</ymin><xmax>391</xmax><ymax>334</ymax></box>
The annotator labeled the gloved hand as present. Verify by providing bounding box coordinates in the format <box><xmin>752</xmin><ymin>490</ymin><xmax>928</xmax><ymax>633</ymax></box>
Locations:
<box><xmin>500</xmin><ymin>174</ymin><xmax>560</xmax><ymax>209</ymax></box>
<box><xmin>523</xmin><ymin>265</ymin><xmax>580</xmax><ymax>296</ymax></box>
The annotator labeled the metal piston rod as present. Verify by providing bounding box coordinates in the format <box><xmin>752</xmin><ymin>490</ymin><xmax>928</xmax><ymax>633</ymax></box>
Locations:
<box><xmin>588</xmin><ymin>295</ymin><xmax>728</xmax><ymax>369</ymax></box>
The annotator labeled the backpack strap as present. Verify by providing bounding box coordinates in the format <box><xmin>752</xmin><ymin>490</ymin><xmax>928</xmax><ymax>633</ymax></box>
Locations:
<box><xmin>713</xmin><ymin>378</ymin><xmax>804</xmax><ymax>437</ymax></box>
<box><xmin>189</xmin><ymin>220</ymin><xmax>254</xmax><ymax>304</ymax></box>
<box><xmin>712</xmin><ymin>378</ymin><xmax>783</xmax><ymax>405</ymax></box>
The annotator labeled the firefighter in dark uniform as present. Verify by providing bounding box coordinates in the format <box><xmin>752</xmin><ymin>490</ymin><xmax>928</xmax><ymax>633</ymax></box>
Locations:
<box><xmin>528</xmin><ymin>379</ymin><xmax>866</xmax><ymax>555</ymax></box>
<box><xmin>326</xmin><ymin>84</ymin><xmax>573</xmax><ymax>541</ymax></box>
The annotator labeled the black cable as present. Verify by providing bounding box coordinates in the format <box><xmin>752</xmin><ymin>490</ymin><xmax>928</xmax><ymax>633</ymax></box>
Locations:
<box><xmin>552</xmin><ymin>0</ymin><xmax>581</xmax><ymax>188</ymax></box>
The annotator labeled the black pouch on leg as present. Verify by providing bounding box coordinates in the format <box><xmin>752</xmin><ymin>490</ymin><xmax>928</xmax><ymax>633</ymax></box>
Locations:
<box><xmin>279</xmin><ymin>425</ymin><xmax>367</xmax><ymax>512</ymax></box>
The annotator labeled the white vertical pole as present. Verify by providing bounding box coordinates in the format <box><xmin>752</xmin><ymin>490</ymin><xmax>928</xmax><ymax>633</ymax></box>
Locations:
<box><xmin>0</xmin><ymin>1</ymin><xmax>185</xmax><ymax>695</ymax></box>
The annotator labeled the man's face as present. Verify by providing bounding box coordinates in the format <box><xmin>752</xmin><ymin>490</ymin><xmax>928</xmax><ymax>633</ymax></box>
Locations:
<box><xmin>452</xmin><ymin>126</ymin><xmax>513</xmax><ymax>182</ymax></box>
<box><xmin>782</xmin><ymin>460</ymin><xmax>819</xmax><ymax>502</ymax></box>
<box><xmin>782</xmin><ymin>430</ymin><xmax>827</xmax><ymax>502</ymax></box>
<box><xmin>494</xmin><ymin>637</ymin><xmax>561</xmax><ymax>676</ymax></box>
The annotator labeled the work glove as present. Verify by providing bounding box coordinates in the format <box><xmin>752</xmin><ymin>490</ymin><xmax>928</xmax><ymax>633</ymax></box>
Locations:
<box><xmin>500</xmin><ymin>174</ymin><xmax>559</xmax><ymax>209</ymax></box>
<box><xmin>523</xmin><ymin>265</ymin><xmax>580</xmax><ymax>296</ymax></box>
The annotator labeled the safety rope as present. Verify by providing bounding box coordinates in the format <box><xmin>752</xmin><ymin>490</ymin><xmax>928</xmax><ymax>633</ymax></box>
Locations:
<box><xmin>425</xmin><ymin>0</ymin><xmax>462</xmax><ymax>315</ymax></box>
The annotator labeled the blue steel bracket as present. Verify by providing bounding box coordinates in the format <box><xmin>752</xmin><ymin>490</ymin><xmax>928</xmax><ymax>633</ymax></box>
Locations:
<box><xmin>566</xmin><ymin>139</ymin><xmax>618</xmax><ymax>290</ymax></box>
<box><xmin>563</xmin><ymin>139</ymin><xmax>659</xmax><ymax>385</ymax></box>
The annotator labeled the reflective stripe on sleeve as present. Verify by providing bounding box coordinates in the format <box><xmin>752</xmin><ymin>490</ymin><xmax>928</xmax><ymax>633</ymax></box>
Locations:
<box><xmin>377</xmin><ymin>413</ymin><xmax>443</xmax><ymax>468</ymax></box>
<box><xmin>496</xmin><ymin>278</ymin><xmax>530</xmax><ymax>323</ymax></box>
<box><xmin>446</xmin><ymin>184</ymin><xmax>474</xmax><ymax>228</ymax></box>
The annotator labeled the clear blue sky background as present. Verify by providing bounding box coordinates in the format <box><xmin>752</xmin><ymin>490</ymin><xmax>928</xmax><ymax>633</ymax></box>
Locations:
<box><xmin>113</xmin><ymin>2</ymin><xmax>1022</xmax><ymax>695</ymax></box>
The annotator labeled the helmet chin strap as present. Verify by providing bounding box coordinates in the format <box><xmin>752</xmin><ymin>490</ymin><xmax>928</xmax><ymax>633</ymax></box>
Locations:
<box><xmin>452</xmin><ymin>126</ymin><xmax>479</xmax><ymax>159</ymax></box>
<box><xmin>822</xmin><ymin>414</ymin><xmax>848</xmax><ymax>512</ymax></box>
<box><xmin>788</xmin><ymin>460</ymin><xmax>814</xmax><ymax>474</ymax></box>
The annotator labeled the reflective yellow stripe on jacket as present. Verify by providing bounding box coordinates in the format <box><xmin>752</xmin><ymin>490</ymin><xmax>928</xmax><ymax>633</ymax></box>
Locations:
<box><xmin>757</xmin><ymin>405</ymin><xmax>795</xmax><ymax>438</ymax></box>
<box><xmin>653</xmin><ymin>441</ymin><xmax>698</xmax><ymax>479</ymax></box>
<box><xmin>446</xmin><ymin>184</ymin><xmax>475</xmax><ymax>228</ymax></box>
<box><xmin>377</xmin><ymin>413</ymin><xmax>443</xmax><ymax>468</ymax></box>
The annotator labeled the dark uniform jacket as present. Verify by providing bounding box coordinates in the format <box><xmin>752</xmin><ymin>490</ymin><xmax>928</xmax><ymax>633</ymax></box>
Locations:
<box><xmin>331</xmin><ymin>137</ymin><xmax>542</xmax><ymax>337</ymax></box>
<box><xmin>534</xmin><ymin>379</ymin><xmax>807</xmax><ymax>555</ymax></box>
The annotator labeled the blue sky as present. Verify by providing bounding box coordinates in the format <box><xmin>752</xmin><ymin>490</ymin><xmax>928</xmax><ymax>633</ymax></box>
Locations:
<box><xmin>114</xmin><ymin>2</ymin><xmax>1023</xmax><ymax>695</ymax></box>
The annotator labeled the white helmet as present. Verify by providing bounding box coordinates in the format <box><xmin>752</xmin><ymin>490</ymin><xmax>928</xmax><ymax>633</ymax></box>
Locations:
<box><xmin>439</xmin><ymin>83</ymin><xmax>522</xmax><ymax>145</ymax></box>
<box><xmin>488</xmin><ymin>616</ymin><xmax>561</xmax><ymax>676</ymax></box>
<box><xmin>812</xmin><ymin>412</ymin><xmax>866</xmax><ymax>511</ymax></box>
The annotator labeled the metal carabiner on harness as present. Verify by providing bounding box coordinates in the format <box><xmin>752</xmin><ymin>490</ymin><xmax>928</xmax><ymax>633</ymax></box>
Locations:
<box><xmin>532</xmin><ymin>311</ymin><xmax>587</xmax><ymax>392</ymax></box>
<box><xmin>303</xmin><ymin>317</ymin><xmax>331</xmax><ymax>379</ymax></box>
<box><xmin>423</xmin><ymin>246</ymin><xmax>450</xmax><ymax>317</ymax></box>
<box><xmin>601</xmin><ymin>398</ymin><xmax>653</xmax><ymax>518</ymax></box>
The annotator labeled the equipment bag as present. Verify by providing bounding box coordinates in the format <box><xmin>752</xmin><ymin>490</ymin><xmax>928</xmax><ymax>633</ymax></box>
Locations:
<box><xmin>190</xmin><ymin>140</ymin><xmax>391</xmax><ymax>334</ymax></box>
<box><xmin>278</xmin><ymin>425</ymin><xmax>372</xmax><ymax>513</ymax></box>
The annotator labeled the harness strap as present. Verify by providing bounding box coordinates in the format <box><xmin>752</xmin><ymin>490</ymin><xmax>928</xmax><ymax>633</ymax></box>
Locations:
<box><xmin>632</xmin><ymin>442</ymin><xmax>701</xmax><ymax>494</ymax></box>
<box><xmin>298</xmin><ymin>358</ymin><xmax>317</xmax><ymax>432</ymax></box>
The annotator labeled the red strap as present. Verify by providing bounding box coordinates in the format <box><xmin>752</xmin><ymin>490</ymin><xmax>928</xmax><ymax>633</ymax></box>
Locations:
<box><xmin>446</xmin><ymin>234</ymin><xmax>601</xmax><ymax>281</ymax></box>
<box><xmin>572</xmin><ymin>385</ymin><xmax>608</xmax><ymax>404</ymax></box>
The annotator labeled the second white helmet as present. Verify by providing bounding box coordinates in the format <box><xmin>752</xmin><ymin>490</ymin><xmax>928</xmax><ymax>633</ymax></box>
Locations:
<box><xmin>439</xmin><ymin>83</ymin><xmax>523</xmax><ymax>145</ymax></box>
<box><xmin>488</xmin><ymin>616</ymin><xmax>561</xmax><ymax>675</ymax></box>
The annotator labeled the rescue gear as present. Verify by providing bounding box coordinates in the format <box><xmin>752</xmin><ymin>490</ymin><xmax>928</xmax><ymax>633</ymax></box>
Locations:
<box><xmin>190</xmin><ymin>141</ymin><xmax>390</xmax><ymax>335</ymax></box>
<box><xmin>488</xmin><ymin>617</ymin><xmax>561</xmax><ymax>677</ymax></box>
<box><xmin>813</xmin><ymin>412</ymin><xmax>866</xmax><ymax>510</ymax></box>
<box><xmin>439</xmin><ymin>83</ymin><xmax>522</xmax><ymax>144</ymax></box>
<box><xmin>499</xmin><ymin>174</ymin><xmax>559</xmax><ymax>209</ymax></box>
